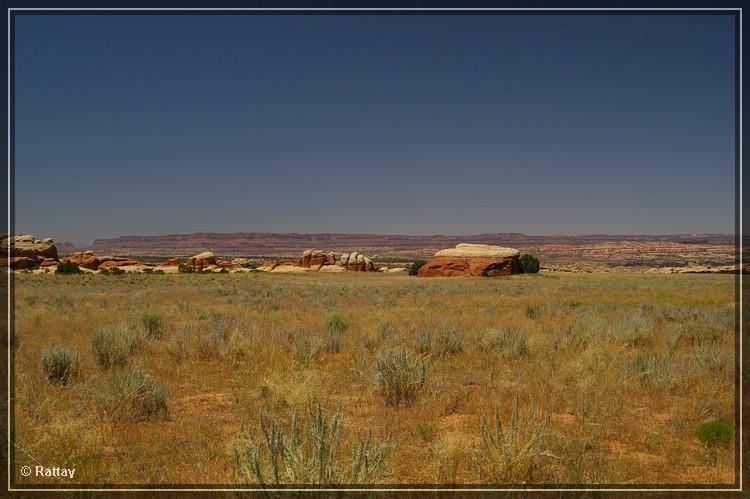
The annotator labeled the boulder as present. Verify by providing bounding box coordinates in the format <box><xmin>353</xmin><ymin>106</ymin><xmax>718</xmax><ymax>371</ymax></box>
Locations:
<box><xmin>40</xmin><ymin>258</ymin><xmax>60</xmax><ymax>267</ymax></box>
<box><xmin>216</xmin><ymin>259</ymin><xmax>234</xmax><ymax>269</ymax></box>
<box><xmin>186</xmin><ymin>251</ymin><xmax>216</xmax><ymax>270</ymax></box>
<box><xmin>161</xmin><ymin>257</ymin><xmax>181</xmax><ymax>267</ymax></box>
<box><xmin>418</xmin><ymin>243</ymin><xmax>521</xmax><ymax>277</ymax></box>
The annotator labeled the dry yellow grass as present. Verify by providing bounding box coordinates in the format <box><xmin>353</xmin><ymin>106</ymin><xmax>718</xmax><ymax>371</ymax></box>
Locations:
<box><xmin>11</xmin><ymin>271</ymin><xmax>736</xmax><ymax>485</ymax></box>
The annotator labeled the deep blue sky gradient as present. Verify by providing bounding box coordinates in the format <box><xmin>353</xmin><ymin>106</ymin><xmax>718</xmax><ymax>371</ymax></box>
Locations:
<box><xmin>15</xmin><ymin>14</ymin><xmax>736</xmax><ymax>244</ymax></box>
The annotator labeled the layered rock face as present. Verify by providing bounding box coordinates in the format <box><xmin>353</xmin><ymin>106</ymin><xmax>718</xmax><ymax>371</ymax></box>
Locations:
<box><xmin>418</xmin><ymin>243</ymin><xmax>521</xmax><ymax>277</ymax></box>
<box><xmin>185</xmin><ymin>251</ymin><xmax>216</xmax><ymax>270</ymax></box>
<box><xmin>1</xmin><ymin>235</ymin><xmax>59</xmax><ymax>268</ymax></box>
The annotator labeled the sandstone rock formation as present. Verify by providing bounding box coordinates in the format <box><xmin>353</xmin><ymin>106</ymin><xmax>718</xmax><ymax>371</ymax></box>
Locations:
<box><xmin>185</xmin><ymin>251</ymin><xmax>216</xmax><ymax>270</ymax></box>
<box><xmin>338</xmin><ymin>251</ymin><xmax>377</xmax><ymax>271</ymax></box>
<box><xmin>62</xmin><ymin>251</ymin><xmax>143</xmax><ymax>271</ymax></box>
<box><xmin>298</xmin><ymin>249</ymin><xmax>336</xmax><ymax>269</ymax></box>
<box><xmin>162</xmin><ymin>257</ymin><xmax>181</xmax><ymax>266</ymax></box>
<box><xmin>418</xmin><ymin>243</ymin><xmax>521</xmax><ymax>277</ymax></box>
<box><xmin>1</xmin><ymin>235</ymin><xmax>59</xmax><ymax>268</ymax></box>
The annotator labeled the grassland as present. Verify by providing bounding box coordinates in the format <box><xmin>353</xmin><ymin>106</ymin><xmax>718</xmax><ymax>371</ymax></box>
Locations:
<box><xmin>11</xmin><ymin>271</ymin><xmax>736</xmax><ymax>485</ymax></box>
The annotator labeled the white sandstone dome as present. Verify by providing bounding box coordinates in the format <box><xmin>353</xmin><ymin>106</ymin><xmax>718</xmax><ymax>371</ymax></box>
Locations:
<box><xmin>434</xmin><ymin>243</ymin><xmax>520</xmax><ymax>258</ymax></box>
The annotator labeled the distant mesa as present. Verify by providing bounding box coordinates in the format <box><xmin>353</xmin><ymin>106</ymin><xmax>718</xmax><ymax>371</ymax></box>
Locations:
<box><xmin>418</xmin><ymin>243</ymin><xmax>521</xmax><ymax>277</ymax></box>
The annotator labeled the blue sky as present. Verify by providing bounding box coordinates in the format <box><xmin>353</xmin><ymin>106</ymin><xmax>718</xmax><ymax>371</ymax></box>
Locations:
<box><xmin>14</xmin><ymin>14</ymin><xmax>736</xmax><ymax>244</ymax></box>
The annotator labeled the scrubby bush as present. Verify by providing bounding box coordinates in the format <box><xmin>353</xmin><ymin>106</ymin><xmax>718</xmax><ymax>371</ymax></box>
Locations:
<box><xmin>408</xmin><ymin>260</ymin><xmax>427</xmax><ymax>276</ymax></box>
<box><xmin>519</xmin><ymin>254</ymin><xmax>540</xmax><ymax>274</ymax></box>
<box><xmin>696</xmin><ymin>420</ymin><xmax>734</xmax><ymax>448</ymax></box>
<box><xmin>294</xmin><ymin>337</ymin><xmax>320</xmax><ymax>366</ymax></box>
<box><xmin>524</xmin><ymin>303</ymin><xmax>544</xmax><ymax>320</ymax></box>
<box><xmin>103</xmin><ymin>366</ymin><xmax>168</xmax><ymax>421</ymax></box>
<box><xmin>414</xmin><ymin>332</ymin><xmax>432</xmax><ymax>354</ymax></box>
<box><xmin>92</xmin><ymin>327</ymin><xmax>137</xmax><ymax>368</ymax></box>
<box><xmin>418</xmin><ymin>423</ymin><xmax>436</xmax><ymax>442</ymax></box>
<box><xmin>140</xmin><ymin>311</ymin><xmax>166</xmax><ymax>339</ymax></box>
<box><xmin>480</xmin><ymin>327</ymin><xmax>529</xmax><ymax>356</ymax></box>
<box><xmin>479</xmin><ymin>398</ymin><xmax>549</xmax><ymax>483</ymax></box>
<box><xmin>54</xmin><ymin>262</ymin><xmax>81</xmax><ymax>274</ymax></box>
<box><xmin>178</xmin><ymin>263</ymin><xmax>193</xmax><ymax>273</ymax></box>
<box><xmin>230</xmin><ymin>400</ymin><xmax>389</xmax><ymax>484</ymax></box>
<box><xmin>324</xmin><ymin>313</ymin><xmax>348</xmax><ymax>353</ymax></box>
<box><xmin>374</xmin><ymin>348</ymin><xmax>427</xmax><ymax>406</ymax></box>
<box><xmin>696</xmin><ymin>420</ymin><xmax>734</xmax><ymax>466</ymax></box>
<box><xmin>433</xmin><ymin>326</ymin><xmax>464</xmax><ymax>356</ymax></box>
<box><xmin>378</xmin><ymin>323</ymin><xmax>399</xmax><ymax>341</ymax></box>
<box><xmin>41</xmin><ymin>345</ymin><xmax>81</xmax><ymax>385</ymax></box>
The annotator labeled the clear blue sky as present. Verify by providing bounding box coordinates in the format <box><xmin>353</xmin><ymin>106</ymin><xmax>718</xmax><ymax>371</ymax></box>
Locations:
<box><xmin>15</xmin><ymin>14</ymin><xmax>736</xmax><ymax>244</ymax></box>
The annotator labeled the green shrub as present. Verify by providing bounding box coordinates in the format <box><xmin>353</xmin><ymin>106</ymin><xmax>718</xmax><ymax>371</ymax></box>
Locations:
<box><xmin>696</xmin><ymin>420</ymin><xmax>734</xmax><ymax>448</ymax></box>
<box><xmin>55</xmin><ymin>261</ymin><xmax>81</xmax><ymax>274</ymax></box>
<box><xmin>103</xmin><ymin>366</ymin><xmax>168</xmax><ymax>421</ymax></box>
<box><xmin>374</xmin><ymin>348</ymin><xmax>427</xmax><ymax>406</ymax></box>
<box><xmin>109</xmin><ymin>267</ymin><xmax>125</xmax><ymax>276</ymax></box>
<box><xmin>140</xmin><ymin>311</ymin><xmax>166</xmax><ymax>339</ymax></box>
<box><xmin>433</xmin><ymin>326</ymin><xmax>464</xmax><ymax>356</ymax></box>
<box><xmin>519</xmin><ymin>254</ymin><xmax>540</xmax><ymax>274</ymax></box>
<box><xmin>408</xmin><ymin>260</ymin><xmax>427</xmax><ymax>276</ymax></box>
<box><xmin>92</xmin><ymin>327</ymin><xmax>137</xmax><ymax>368</ymax></box>
<box><xmin>479</xmin><ymin>397</ymin><xmax>549</xmax><ymax>483</ymax></box>
<box><xmin>230</xmin><ymin>400</ymin><xmax>389</xmax><ymax>484</ymax></box>
<box><xmin>99</xmin><ymin>268</ymin><xmax>111</xmax><ymax>275</ymax></box>
<box><xmin>41</xmin><ymin>345</ymin><xmax>81</xmax><ymax>385</ymax></box>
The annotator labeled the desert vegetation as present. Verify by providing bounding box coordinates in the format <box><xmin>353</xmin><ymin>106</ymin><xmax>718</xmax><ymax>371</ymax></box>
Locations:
<box><xmin>12</xmin><ymin>271</ymin><xmax>735</xmax><ymax>485</ymax></box>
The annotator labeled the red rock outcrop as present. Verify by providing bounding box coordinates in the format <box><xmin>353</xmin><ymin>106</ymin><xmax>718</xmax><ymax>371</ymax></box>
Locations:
<box><xmin>185</xmin><ymin>251</ymin><xmax>216</xmax><ymax>270</ymax></box>
<box><xmin>162</xmin><ymin>257</ymin><xmax>181</xmax><ymax>266</ymax></box>
<box><xmin>418</xmin><ymin>244</ymin><xmax>521</xmax><ymax>277</ymax></box>
<box><xmin>64</xmin><ymin>251</ymin><xmax>101</xmax><ymax>269</ymax></box>
<box><xmin>63</xmin><ymin>251</ymin><xmax>142</xmax><ymax>270</ymax></box>
<box><xmin>216</xmin><ymin>259</ymin><xmax>235</xmax><ymax>269</ymax></box>
<box><xmin>1</xmin><ymin>235</ymin><xmax>59</xmax><ymax>267</ymax></box>
<box><xmin>298</xmin><ymin>249</ymin><xmax>336</xmax><ymax>268</ymax></box>
<box><xmin>40</xmin><ymin>258</ymin><xmax>60</xmax><ymax>267</ymax></box>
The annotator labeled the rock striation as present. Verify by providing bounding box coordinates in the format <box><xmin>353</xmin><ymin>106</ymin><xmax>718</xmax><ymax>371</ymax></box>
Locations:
<box><xmin>418</xmin><ymin>243</ymin><xmax>521</xmax><ymax>277</ymax></box>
